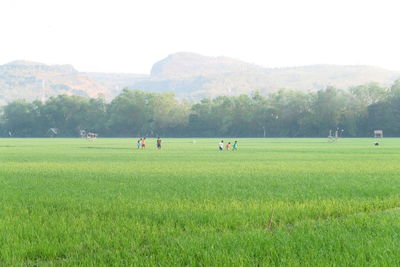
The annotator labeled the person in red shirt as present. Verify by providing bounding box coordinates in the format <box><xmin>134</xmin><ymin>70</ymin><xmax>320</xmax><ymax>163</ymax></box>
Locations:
<box><xmin>225</xmin><ymin>142</ymin><xmax>231</xmax><ymax>151</ymax></box>
<box><xmin>141</xmin><ymin>137</ymin><xmax>146</xmax><ymax>149</ymax></box>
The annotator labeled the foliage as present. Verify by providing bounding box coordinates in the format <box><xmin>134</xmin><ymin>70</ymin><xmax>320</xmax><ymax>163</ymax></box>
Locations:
<box><xmin>1</xmin><ymin>80</ymin><xmax>400</xmax><ymax>137</ymax></box>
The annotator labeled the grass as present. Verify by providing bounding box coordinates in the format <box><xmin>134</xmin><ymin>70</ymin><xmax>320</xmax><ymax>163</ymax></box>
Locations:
<box><xmin>1</xmin><ymin>138</ymin><xmax>400</xmax><ymax>266</ymax></box>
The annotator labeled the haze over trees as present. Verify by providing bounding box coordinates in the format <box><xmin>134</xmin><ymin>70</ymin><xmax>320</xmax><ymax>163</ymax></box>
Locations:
<box><xmin>1</xmin><ymin>80</ymin><xmax>400</xmax><ymax>137</ymax></box>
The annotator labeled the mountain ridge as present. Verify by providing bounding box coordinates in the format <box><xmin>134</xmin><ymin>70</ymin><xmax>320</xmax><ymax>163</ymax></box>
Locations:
<box><xmin>1</xmin><ymin>53</ymin><xmax>400</xmax><ymax>105</ymax></box>
<box><xmin>132</xmin><ymin>52</ymin><xmax>400</xmax><ymax>99</ymax></box>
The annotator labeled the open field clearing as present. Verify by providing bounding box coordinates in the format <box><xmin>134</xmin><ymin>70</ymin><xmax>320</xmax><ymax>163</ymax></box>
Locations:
<box><xmin>1</xmin><ymin>138</ymin><xmax>400</xmax><ymax>266</ymax></box>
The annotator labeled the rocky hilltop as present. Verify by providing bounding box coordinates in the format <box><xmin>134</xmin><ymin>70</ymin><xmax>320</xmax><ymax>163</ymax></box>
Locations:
<box><xmin>150</xmin><ymin>52</ymin><xmax>262</xmax><ymax>79</ymax></box>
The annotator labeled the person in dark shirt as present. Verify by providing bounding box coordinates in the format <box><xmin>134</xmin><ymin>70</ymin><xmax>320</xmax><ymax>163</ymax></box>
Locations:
<box><xmin>157</xmin><ymin>137</ymin><xmax>162</xmax><ymax>149</ymax></box>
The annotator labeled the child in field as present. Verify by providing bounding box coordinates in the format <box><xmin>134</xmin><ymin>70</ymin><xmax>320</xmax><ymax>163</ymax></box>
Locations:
<box><xmin>232</xmin><ymin>140</ymin><xmax>238</xmax><ymax>151</ymax></box>
<box><xmin>156</xmin><ymin>137</ymin><xmax>162</xmax><ymax>149</ymax></box>
<box><xmin>137</xmin><ymin>138</ymin><xmax>142</xmax><ymax>149</ymax></box>
<box><xmin>226</xmin><ymin>142</ymin><xmax>231</xmax><ymax>151</ymax></box>
<box><xmin>219</xmin><ymin>140</ymin><xmax>224</xmax><ymax>151</ymax></box>
<box><xmin>141</xmin><ymin>137</ymin><xmax>146</xmax><ymax>149</ymax></box>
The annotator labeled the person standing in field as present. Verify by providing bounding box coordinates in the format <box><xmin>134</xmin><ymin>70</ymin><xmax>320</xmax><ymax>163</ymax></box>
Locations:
<box><xmin>226</xmin><ymin>142</ymin><xmax>231</xmax><ymax>151</ymax></box>
<box><xmin>141</xmin><ymin>137</ymin><xmax>146</xmax><ymax>149</ymax></box>
<box><xmin>219</xmin><ymin>140</ymin><xmax>224</xmax><ymax>151</ymax></box>
<box><xmin>156</xmin><ymin>137</ymin><xmax>162</xmax><ymax>150</ymax></box>
<box><xmin>232</xmin><ymin>140</ymin><xmax>238</xmax><ymax>151</ymax></box>
<box><xmin>137</xmin><ymin>138</ymin><xmax>142</xmax><ymax>149</ymax></box>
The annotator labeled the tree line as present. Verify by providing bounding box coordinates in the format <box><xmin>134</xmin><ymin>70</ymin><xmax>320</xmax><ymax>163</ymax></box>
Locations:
<box><xmin>1</xmin><ymin>80</ymin><xmax>400</xmax><ymax>137</ymax></box>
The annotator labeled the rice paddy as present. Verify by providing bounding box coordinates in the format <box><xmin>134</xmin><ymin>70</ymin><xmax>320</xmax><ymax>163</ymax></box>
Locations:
<box><xmin>1</xmin><ymin>138</ymin><xmax>400</xmax><ymax>266</ymax></box>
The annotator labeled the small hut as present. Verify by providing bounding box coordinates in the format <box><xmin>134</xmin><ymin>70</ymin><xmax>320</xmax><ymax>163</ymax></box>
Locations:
<box><xmin>374</xmin><ymin>130</ymin><xmax>383</xmax><ymax>138</ymax></box>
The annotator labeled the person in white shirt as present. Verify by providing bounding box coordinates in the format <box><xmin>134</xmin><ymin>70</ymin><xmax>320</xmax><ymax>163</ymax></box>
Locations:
<box><xmin>219</xmin><ymin>140</ymin><xmax>224</xmax><ymax>151</ymax></box>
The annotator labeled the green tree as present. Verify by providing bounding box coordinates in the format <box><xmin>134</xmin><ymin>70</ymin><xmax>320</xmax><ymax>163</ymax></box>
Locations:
<box><xmin>3</xmin><ymin>100</ymin><xmax>38</xmax><ymax>136</ymax></box>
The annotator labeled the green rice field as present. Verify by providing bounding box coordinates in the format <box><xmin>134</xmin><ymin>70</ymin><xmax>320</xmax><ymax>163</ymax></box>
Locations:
<box><xmin>1</xmin><ymin>138</ymin><xmax>400</xmax><ymax>266</ymax></box>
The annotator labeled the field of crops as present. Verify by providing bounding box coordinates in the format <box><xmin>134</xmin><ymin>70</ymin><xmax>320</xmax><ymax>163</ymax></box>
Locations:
<box><xmin>1</xmin><ymin>138</ymin><xmax>400</xmax><ymax>266</ymax></box>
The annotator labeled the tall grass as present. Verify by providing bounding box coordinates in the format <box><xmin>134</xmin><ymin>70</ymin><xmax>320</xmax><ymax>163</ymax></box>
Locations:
<box><xmin>1</xmin><ymin>138</ymin><xmax>400</xmax><ymax>265</ymax></box>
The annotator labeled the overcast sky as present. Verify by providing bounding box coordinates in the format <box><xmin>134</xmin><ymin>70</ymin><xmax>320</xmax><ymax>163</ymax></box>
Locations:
<box><xmin>0</xmin><ymin>0</ymin><xmax>399</xmax><ymax>73</ymax></box>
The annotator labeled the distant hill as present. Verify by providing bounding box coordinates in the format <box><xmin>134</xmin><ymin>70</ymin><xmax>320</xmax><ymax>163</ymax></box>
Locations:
<box><xmin>129</xmin><ymin>52</ymin><xmax>400</xmax><ymax>99</ymax></box>
<box><xmin>1</xmin><ymin>53</ymin><xmax>400</xmax><ymax>105</ymax></box>
<box><xmin>0</xmin><ymin>60</ymin><xmax>111</xmax><ymax>105</ymax></box>
<box><xmin>85</xmin><ymin>72</ymin><xmax>148</xmax><ymax>96</ymax></box>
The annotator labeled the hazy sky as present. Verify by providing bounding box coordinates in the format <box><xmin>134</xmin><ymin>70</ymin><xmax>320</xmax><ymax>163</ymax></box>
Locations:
<box><xmin>1</xmin><ymin>0</ymin><xmax>399</xmax><ymax>73</ymax></box>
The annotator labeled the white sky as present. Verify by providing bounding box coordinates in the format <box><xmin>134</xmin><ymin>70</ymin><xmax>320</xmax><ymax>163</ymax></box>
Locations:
<box><xmin>0</xmin><ymin>0</ymin><xmax>399</xmax><ymax>73</ymax></box>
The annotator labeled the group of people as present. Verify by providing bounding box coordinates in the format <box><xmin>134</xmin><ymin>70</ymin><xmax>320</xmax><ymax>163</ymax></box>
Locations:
<box><xmin>218</xmin><ymin>140</ymin><xmax>238</xmax><ymax>151</ymax></box>
<box><xmin>135</xmin><ymin>138</ymin><xmax>238</xmax><ymax>151</ymax></box>
<box><xmin>136</xmin><ymin>137</ymin><xmax>162</xmax><ymax>150</ymax></box>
